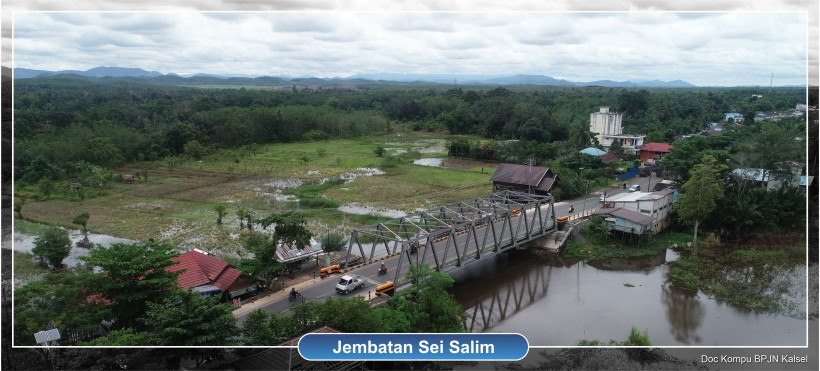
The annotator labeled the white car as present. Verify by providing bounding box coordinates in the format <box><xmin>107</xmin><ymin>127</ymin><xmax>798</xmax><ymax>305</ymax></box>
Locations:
<box><xmin>335</xmin><ymin>274</ymin><xmax>366</xmax><ymax>295</ymax></box>
<box><xmin>628</xmin><ymin>184</ymin><xmax>641</xmax><ymax>192</ymax></box>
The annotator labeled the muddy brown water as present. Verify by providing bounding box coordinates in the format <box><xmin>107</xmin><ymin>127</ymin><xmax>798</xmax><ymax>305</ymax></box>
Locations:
<box><xmin>450</xmin><ymin>248</ymin><xmax>807</xmax><ymax>346</ymax></box>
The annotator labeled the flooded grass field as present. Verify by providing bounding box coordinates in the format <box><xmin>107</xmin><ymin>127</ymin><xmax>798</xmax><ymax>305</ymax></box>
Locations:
<box><xmin>12</xmin><ymin>134</ymin><xmax>496</xmax><ymax>261</ymax></box>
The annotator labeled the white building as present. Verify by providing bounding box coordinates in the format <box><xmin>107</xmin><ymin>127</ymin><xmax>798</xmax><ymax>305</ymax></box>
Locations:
<box><xmin>594</xmin><ymin>190</ymin><xmax>676</xmax><ymax>234</ymax></box>
<box><xmin>589</xmin><ymin>106</ymin><xmax>645</xmax><ymax>154</ymax></box>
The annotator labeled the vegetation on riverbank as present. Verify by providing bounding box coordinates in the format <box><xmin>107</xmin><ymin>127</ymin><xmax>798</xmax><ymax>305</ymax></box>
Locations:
<box><xmin>564</xmin><ymin>226</ymin><xmax>693</xmax><ymax>260</ymax></box>
<box><xmin>576</xmin><ymin>326</ymin><xmax>652</xmax><ymax>346</ymax></box>
<box><xmin>668</xmin><ymin>233</ymin><xmax>806</xmax><ymax>318</ymax></box>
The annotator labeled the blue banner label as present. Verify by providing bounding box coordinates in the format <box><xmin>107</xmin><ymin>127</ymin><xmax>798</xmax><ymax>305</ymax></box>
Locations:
<box><xmin>298</xmin><ymin>333</ymin><xmax>528</xmax><ymax>361</ymax></box>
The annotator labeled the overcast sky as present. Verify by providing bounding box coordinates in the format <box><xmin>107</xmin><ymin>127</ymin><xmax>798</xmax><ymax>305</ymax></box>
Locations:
<box><xmin>3</xmin><ymin>1</ymin><xmax>818</xmax><ymax>87</ymax></box>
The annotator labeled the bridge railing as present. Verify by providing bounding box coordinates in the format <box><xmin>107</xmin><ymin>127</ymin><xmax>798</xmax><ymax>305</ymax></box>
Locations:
<box><xmin>342</xmin><ymin>191</ymin><xmax>558</xmax><ymax>285</ymax></box>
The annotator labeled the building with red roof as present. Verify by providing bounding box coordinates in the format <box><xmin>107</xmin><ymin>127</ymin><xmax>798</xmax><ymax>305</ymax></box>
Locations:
<box><xmin>166</xmin><ymin>249</ymin><xmax>256</xmax><ymax>299</ymax></box>
<box><xmin>639</xmin><ymin>142</ymin><xmax>673</xmax><ymax>163</ymax></box>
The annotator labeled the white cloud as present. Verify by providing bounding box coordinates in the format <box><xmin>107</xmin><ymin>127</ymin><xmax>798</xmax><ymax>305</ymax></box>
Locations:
<box><xmin>4</xmin><ymin>4</ymin><xmax>814</xmax><ymax>86</ymax></box>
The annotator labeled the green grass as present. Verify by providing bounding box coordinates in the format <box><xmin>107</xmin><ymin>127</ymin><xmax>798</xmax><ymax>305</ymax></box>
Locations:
<box><xmin>564</xmin><ymin>232</ymin><xmax>692</xmax><ymax>260</ymax></box>
<box><xmin>12</xmin><ymin>219</ymin><xmax>56</xmax><ymax>235</ymax></box>
<box><xmin>13</xmin><ymin>251</ymin><xmax>50</xmax><ymax>280</ymax></box>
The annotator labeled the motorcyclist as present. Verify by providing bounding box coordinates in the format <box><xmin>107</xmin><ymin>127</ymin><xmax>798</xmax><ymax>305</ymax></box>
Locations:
<box><xmin>290</xmin><ymin>287</ymin><xmax>298</xmax><ymax>299</ymax></box>
<box><xmin>569</xmin><ymin>204</ymin><xmax>574</xmax><ymax>213</ymax></box>
<box><xmin>380</xmin><ymin>262</ymin><xmax>386</xmax><ymax>271</ymax></box>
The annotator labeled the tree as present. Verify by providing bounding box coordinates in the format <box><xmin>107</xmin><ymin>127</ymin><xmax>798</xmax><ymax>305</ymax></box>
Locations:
<box><xmin>316</xmin><ymin>297</ymin><xmax>384</xmax><ymax>333</ymax></box>
<box><xmin>77</xmin><ymin>328</ymin><xmax>147</xmax><ymax>346</ymax></box>
<box><xmin>81</xmin><ymin>241</ymin><xmax>183</xmax><ymax>328</ymax></box>
<box><xmin>14</xmin><ymin>196</ymin><xmax>24</xmax><ymax>218</ymax></box>
<box><xmin>567</xmin><ymin>119</ymin><xmax>594</xmax><ymax>150</ymax></box>
<box><xmin>608</xmin><ymin>140</ymin><xmax>623</xmax><ymax>154</ymax></box>
<box><xmin>320</xmin><ymin>233</ymin><xmax>347</xmax><ymax>252</ymax></box>
<box><xmin>183</xmin><ymin>139</ymin><xmax>207</xmax><ymax>160</ymax></box>
<box><xmin>87</xmin><ymin>137</ymin><xmax>125</xmax><ymax>168</ymax></box>
<box><xmin>142</xmin><ymin>292</ymin><xmax>240</xmax><ymax>347</ymax></box>
<box><xmin>72</xmin><ymin>212</ymin><xmax>90</xmax><ymax>237</ymax></box>
<box><xmin>517</xmin><ymin>117</ymin><xmax>548</xmax><ymax>142</ymax></box>
<box><xmin>388</xmin><ymin>265</ymin><xmax>466</xmax><ymax>332</ymax></box>
<box><xmin>32</xmin><ymin>227</ymin><xmax>72</xmax><ymax>268</ymax></box>
<box><xmin>213</xmin><ymin>204</ymin><xmax>226</xmax><ymax>225</ymax></box>
<box><xmin>373</xmin><ymin>145</ymin><xmax>386</xmax><ymax>157</ymax></box>
<box><xmin>14</xmin><ymin>272</ymin><xmax>111</xmax><ymax>345</ymax></box>
<box><xmin>257</xmin><ymin>211</ymin><xmax>313</xmax><ymax>249</ymax></box>
<box><xmin>237</xmin><ymin>235</ymin><xmax>284</xmax><ymax>290</ymax></box>
<box><xmin>374</xmin><ymin>307</ymin><xmax>411</xmax><ymax>333</ymax></box>
<box><xmin>37</xmin><ymin>179</ymin><xmax>56</xmax><ymax>200</ymax></box>
<box><xmin>673</xmin><ymin>155</ymin><xmax>727</xmax><ymax>255</ymax></box>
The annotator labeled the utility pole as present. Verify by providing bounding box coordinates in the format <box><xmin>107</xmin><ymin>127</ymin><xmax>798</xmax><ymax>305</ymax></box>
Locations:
<box><xmin>528</xmin><ymin>158</ymin><xmax>534</xmax><ymax>194</ymax></box>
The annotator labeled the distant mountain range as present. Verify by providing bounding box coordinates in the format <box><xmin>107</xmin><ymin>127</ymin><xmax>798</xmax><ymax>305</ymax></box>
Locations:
<box><xmin>10</xmin><ymin>66</ymin><xmax>707</xmax><ymax>88</ymax></box>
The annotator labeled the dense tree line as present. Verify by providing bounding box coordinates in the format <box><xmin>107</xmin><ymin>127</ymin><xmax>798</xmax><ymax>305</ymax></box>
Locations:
<box><xmin>14</xmin><ymin>77</ymin><xmax>805</xmax><ymax>183</ymax></box>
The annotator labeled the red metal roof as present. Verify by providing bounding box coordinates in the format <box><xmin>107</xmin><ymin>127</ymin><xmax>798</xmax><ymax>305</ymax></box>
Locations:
<box><xmin>167</xmin><ymin>250</ymin><xmax>248</xmax><ymax>292</ymax></box>
<box><xmin>639</xmin><ymin>142</ymin><xmax>673</xmax><ymax>153</ymax></box>
<box><xmin>599</xmin><ymin>153</ymin><xmax>620</xmax><ymax>163</ymax></box>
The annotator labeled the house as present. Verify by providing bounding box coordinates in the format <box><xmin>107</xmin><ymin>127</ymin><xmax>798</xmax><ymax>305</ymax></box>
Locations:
<box><xmin>589</xmin><ymin>106</ymin><xmax>645</xmax><ymax>153</ymax></box>
<box><xmin>724</xmin><ymin>113</ymin><xmax>743</xmax><ymax>123</ymax></box>
<box><xmin>490</xmin><ymin>163</ymin><xmax>556</xmax><ymax>195</ymax></box>
<box><xmin>730</xmin><ymin>167</ymin><xmax>801</xmax><ymax>190</ymax></box>
<box><xmin>166</xmin><ymin>249</ymin><xmax>256</xmax><ymax>299</ymax></box>
<box><xmin>595</xmin><ymin>189</ymin><xmax>676</xmax><ymax>234</ymax></box>
<box><xmin>639</xmin><ymin>142</ymin><xmax>673</xmax><ymax>163</ymax></box>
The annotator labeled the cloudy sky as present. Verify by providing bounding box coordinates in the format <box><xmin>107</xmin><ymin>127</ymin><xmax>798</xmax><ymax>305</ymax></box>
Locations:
<box><xmin>4</xmin><ymin>1</ymin><xmax>818</xmax><ymax>87</ymax></box>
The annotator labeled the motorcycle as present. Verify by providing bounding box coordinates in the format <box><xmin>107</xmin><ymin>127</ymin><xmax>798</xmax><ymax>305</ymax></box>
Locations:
<box><xmin>288</xmin><ymin>291</ymin><xmax>302</xmax><ymax>302</ymax></box>
<box><xmin>568</xmin><ymin>205</ymin><xmax>574</xmax><ymax>213</ymax></box>
<box><xmin>409</xmin><ymin>243</ymin><xmax>418</xmax><ymax>255</ymax></box>
<box><xmin>378</xmin><ymin>266</ymin><xmax>388</xmax><ymax>275</ymax></box>
<box><xmin>320</xmin><ymin>271</ymin><xmax>329</xmax><ymax>279</ymax></box>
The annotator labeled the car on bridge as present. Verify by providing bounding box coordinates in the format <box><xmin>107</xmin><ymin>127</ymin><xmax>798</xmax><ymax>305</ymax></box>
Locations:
<box><xmin>336</xmin><ymin>274</ymin><xmax>367</xmax><ymax>295</ymax></box>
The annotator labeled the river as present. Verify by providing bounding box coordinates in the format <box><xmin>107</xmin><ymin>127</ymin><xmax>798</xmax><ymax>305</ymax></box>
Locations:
<box><xmin>450</xmin><ymin>248</ymin><xmax>807</xmax><ymax>347</ymax></box>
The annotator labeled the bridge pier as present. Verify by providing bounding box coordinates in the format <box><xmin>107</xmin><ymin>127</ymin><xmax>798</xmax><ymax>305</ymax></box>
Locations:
<box><xmin>525</xmin><ymin>217</ymin><xmax>590</xmax><ymax>253</ymax></box>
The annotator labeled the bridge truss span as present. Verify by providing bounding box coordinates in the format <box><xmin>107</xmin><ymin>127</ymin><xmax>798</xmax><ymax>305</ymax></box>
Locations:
<box><xmin>343</xmin><ymin>190</ymin><xmax>557</xmax><ymax>285</ymax></box>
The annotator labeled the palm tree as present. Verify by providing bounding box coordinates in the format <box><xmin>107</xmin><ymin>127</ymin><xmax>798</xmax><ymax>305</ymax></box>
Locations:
<box><xmin>567</xmin><ymin>119</ymin><xmax>594</xmax><ymax>150</ymax></box>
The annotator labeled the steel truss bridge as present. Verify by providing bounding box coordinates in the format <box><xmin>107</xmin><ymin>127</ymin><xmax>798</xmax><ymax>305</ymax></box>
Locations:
<box><xmin>342</xmin><ymin>190</ymin><xmax>557</xmax><ymax>286</ymax></box>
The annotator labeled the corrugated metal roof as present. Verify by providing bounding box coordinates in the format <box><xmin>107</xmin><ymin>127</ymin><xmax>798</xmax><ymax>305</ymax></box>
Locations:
<box><xmin>640</xmin><ymin>142</ymin><xmax>673</xmax><ymax>152</ymax></box>
<box><xmin>276</xmin><ymin>242</ymin><xmax>323</xmax><ymax>263</ymax></box>
<box><xmin>167</xmin><ymin>250</ymin><xmax>249</xmax><ymax>292</ymax></box>
<box><xmin>490</xmin><ymin>163</ymin><xmax>556</xmax><ymax>192</ymax></box>
<box><xmin>490</xmin><ymin>163</ymin><xmax>547</xmax><ymax>185</ymax></box>
<box><xmin>599</xmin><ymin>153</ymin><xmax>619</xmax><ymax>163</ymax></box>
<box><xmin>579</xmin><ymin>147</ymin><xmax>607</xmax><ymax>156</ymax></box>
<box><xmin>593</xmin><ymin>207</ymin><xmax>653</xmax><ymax>225</ymax></box>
